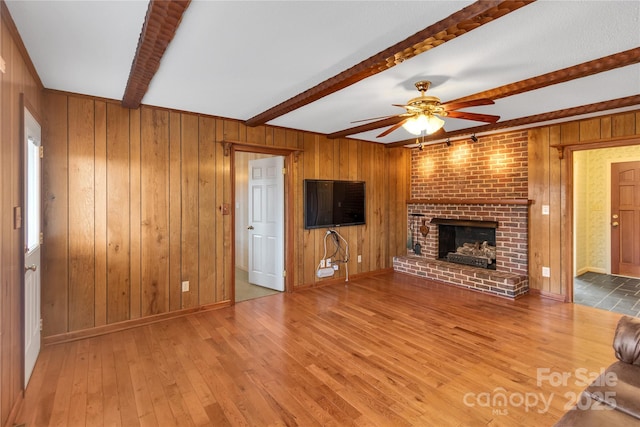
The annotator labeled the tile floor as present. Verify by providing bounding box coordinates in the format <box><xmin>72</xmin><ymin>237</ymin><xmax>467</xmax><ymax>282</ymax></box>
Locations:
<box><xmin>574</xmin><ymin>272</ymin><xmax>640</xmax><ymax>317</ymax></box>
<box><xmin>235</xmin><ymin>268</ymin><xmax>280</xmax><ymax>302</ymax></box>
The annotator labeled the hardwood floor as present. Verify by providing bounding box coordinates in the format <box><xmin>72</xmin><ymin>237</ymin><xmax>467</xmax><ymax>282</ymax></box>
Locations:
<box><xmin>17</xmin><ymin>272</ymin><xmax>623</xmax><ymax>426</ymax></box>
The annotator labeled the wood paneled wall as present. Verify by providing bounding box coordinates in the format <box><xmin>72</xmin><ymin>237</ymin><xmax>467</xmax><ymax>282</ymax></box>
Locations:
<box><xmin>41</xmin><ymin>91</ymin><xmax>410</xmax><ymax>339</ymax></box>
<box><xmin>0</xmin><ymin>3</ymin><xmax>43</xmax><ymax>426</ymax></box>
<box><xmin>528</xmin><ymin>111</ymin><xmax>640</xmax><ymax>299</ymax></box>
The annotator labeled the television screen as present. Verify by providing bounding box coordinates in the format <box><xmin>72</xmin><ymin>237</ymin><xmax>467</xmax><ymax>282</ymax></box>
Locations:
<box><xmin>304</xmin><ymin>180</ymin><xmax>366</xmax><ymax>229</ymax></box>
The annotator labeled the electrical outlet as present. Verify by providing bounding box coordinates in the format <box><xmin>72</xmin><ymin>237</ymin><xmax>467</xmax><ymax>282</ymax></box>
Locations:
<box><xmin>542</xmin><ymin>267</ymin><xmax>550</xmax><ymax>278</ymax></box>
<box><xmin>357</xmin><ymin>255</ymin><xmax>362</xmax><ymax>263</ymax></box>
<box><xmin>320</xmin><ymin>259</ymin><xmax>325</xmax><ymax>268</ymax></box>
<box><xmin>182</xmin><ymin>281</ymin><xmax>189</xmax><ymax>292</ymax></box>
<box><xmin>333</xmin><ymin>264</ymin><xmax>338</xmax><ymax>271</ymax></box>
<box><xmin>542</xmin><ymin>205</ymin><xmax>550</xmax><ymax>215</ymax></box>
<box><xmin>326</xmin><ymin>258</ymin><xmax>331</xmax><ymax>267</ymax></box>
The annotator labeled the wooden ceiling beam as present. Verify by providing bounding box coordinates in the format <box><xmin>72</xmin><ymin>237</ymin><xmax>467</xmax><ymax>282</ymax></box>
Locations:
<box><xmin>450</xmin><ymin>48</ymin><xmax>640</xmax><ymax>104</ymax></box>
<box><xmin>333</xmin><ymin>49</ymin><xmax>640</xmax><ymax>141</ymax></box>
<box><xmin>122</xmin><ymin>0</ymin><xmax>191</xmax><ymax>109</ymax></box>
<box><xmin>244</xmin><ymin>0</ymin><xmax>533</xmax><ymax>127</ymax></box>
<box><xmin>385</xmin><ymin>95</ymin><xmax>640</xmax><ymax>148</ymax></box>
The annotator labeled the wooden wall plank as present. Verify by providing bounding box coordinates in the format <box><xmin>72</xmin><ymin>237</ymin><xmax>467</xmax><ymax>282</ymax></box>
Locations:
<box><xmin>181</xmin><ymin>113</ymin><xmax>199</xmax><ymax>308</ymax></box>
<box><xmin>579</xmin><ymin>118</ymin><xmax>601</xmax><ymax>141</ymax></box>
<box><xmin>374</xmin><ymin>143</ymin><xmax>388</xmax><ymax>269</ymax></box>
<box><xmin>286</xmin><ymin>131</ymin><xmax>305</xmax><ymax>287</ymax></box>
<box><xmin>2</xmin><ymin>36</ymin><xmax>18</xmax><ymax>421</ymax></box>
<box><xmin>94</xmin><ymin>101</ymin><xmax>107</xmax><ymax>327</ymax></box>
<box><xmin>549</xmin><ymin>126</ymin><xmax>562</xmax><ymax>295</ymax></box>
<box><xmin>560</xmin><ymin>122</ymin><xmax>580</xmax><ymax>144</ymax></box>
<box><xmin>246</xmin><ymin>125</ymin><xmax>266</xmax><ymax>145</ymax></box>
<box><xmin>42</xmin><ymin>92</ymin><xmax>69</xmax><ymax>336</ymax></box>
<box><xmin>106</xmin><ymin>104</ymin><xmax>131</xmax><ymax>323</ymax></box>
<box><xmin>302</xmin><ymin>133</ymin><xmax>317</xmax><ymax>286</ymax></box>
<box><xmin>315</xmin><ymin>136</ymin><xmax>333</xmax><ymax>281</ymax></box>
<box><xmin>222</xmin><ymin>125</ymin><xmax>232</xmax><ymax>301</ymax></box>
<box><xmin>140</xmin><ymin>107</ymin><xmax>170</xmax><ymax>316</ymax></box>
<box><xmin>612</xmin><ymin>112</ymin><xmax>636</xmax><ymax>137</ymax></box>
<box><xmin>168</xmin><ymin>111</ymin><xmax>182</xmax><ymax>312</ymax></box>
<box><xmin>199</xmin><ymin>117</ymin><xmax>216</xmax><ymax>303</ymax></box>
<box><xmin>527</xmin><ymin>128</ymin><xmax>550</xmax><ymax>293</ymax></box>
<box><xmin>129</xmin><ymin>109</ymin><xmax>142</xmax><ymax>319</ymax></box>
<box><xmin>387</xmin><ymin>147</ymin><xmax>407</xmax><ymax>264</ymax></box>
<box><xmin>360</xmin><ymin>143</ymin><xmax>372</xmax><ymax>273</ymax></box>
<box><xmin>214</xmin><ymin>119</ymin><xmax>232</xmax><ymax>301</ymax></box>
<box><xmin>347</xmin><ymin>139</ymin><xmax>359</xmax><ymax>276</ymax></box>
<box><xmin>601</xmin><ymin>117</ymin><xmax>612</xmax><ymax>139</ymax></box>
<box><xmin>68</xmin><ymin>97</ymin><xmax>96</xmax><ymax>331</ymax></box>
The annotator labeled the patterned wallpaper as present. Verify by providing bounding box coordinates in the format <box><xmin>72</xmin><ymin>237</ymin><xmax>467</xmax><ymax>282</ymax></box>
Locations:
<box><xmin>574</xmin><ymin>145</ymin><xmax>640</xmax><ymax>274</ymax></box>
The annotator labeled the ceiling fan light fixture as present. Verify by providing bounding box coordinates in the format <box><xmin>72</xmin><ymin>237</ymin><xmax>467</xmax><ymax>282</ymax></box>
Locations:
<box><xmin>402</xmin><ymin>113</ymin><xmax>444</xmax><ymax>135</ymax></box>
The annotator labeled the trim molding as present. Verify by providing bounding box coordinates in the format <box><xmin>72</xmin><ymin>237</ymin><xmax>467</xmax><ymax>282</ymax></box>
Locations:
<box><xmin>408</xmin><ymin>198</ymin><xmax>531</xmax><ymax>205</ymax></box>
<box><xmin>43</xmin><ymin>300</ymin><xmax>231</xmax><ymax>346</ymax></box>
<box><xmin>528</xmin><ymin>288</ymin><xmax>567</xmax><ymax>302</ymax></box>
<box><xmin>3</xmin><ymin>392</ymin><xmax>23</xmax><ymax>427</ymax></box>
<box><xmin>295</xmin><ymin>268</ymin><xmax>394</xmax><ymax>290</ymax></box>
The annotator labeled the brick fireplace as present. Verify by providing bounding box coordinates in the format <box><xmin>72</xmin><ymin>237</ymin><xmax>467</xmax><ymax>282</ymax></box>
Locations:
<box><xmin>393</xmin><ymin>131</ymin><xmax>530</xmax><ymax>298</ymax></box>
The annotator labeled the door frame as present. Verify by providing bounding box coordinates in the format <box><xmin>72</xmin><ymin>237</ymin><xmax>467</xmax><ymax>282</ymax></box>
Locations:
<box><xmin>563</xmin><ymin>136</ymin><xmax>640</xmax><ymax>302</ymax></box>
<box><xmin>20</xmin><ymin>94</ymin><xmax>42</xmax><ymax>388</ymax></box>
<box><xmin>228</xmin><ymin>142</ymin><xmax>298</xmax><ymax>303</ymax></box>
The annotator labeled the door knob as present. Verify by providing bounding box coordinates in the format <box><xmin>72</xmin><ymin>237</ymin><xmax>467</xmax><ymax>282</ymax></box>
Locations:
<box><xmin>612</xmin><ymin>221</ymin><xmax>619</xmax><ymax>227</ymax></box>
<box><xmin>24</xmin><ymin>264</ymin><xmax>37</xmax><ymax>272</ymax></box>
<box><xmin>247</xmin><ymin>225</ymin><xmax>254</xmax><ymax>230</ymax></box>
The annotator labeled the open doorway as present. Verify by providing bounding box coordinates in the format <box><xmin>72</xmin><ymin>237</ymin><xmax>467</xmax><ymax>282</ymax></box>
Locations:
<box><xmin>234</xmin><ymin>151</ymin><xmax>284</xmax><ymax>302</ymax></box>
<box><xmin>573</xmin><ymin>145</ymin><xmax>640</xmax><ymax>316</ymax></box>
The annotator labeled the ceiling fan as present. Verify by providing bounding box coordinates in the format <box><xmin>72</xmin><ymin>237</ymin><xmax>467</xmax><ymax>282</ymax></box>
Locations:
<box><xmin>352</xmin><ymin>81</ymin><xmax>500</xmax><ymax>138</ymax></box>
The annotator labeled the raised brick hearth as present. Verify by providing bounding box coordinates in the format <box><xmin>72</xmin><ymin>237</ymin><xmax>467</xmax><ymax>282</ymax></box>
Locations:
<box><xmin>396</xmin><ymin>202</ymin><xmax>529</xmax><ymax>299</ymax></box>
<box><xmin>393</xmin><ymin>256</ymin><xmax>528</xmax><ymax>298</ymax></box>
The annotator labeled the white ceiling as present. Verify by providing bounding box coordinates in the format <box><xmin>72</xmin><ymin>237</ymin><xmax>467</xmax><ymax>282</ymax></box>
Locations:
<box><xmin>6</xmin><ymin>0</ymin><xmax>640</xmax><ymax>144</ymax></box>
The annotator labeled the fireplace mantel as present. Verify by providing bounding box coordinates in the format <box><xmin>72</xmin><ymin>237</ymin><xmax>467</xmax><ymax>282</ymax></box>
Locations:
<box><xmin>408</xmin><ymin>198</ymin><xmax>532</xmax><ymax>205</ymax></box>
<box><xmin>430</xmin><ymin>218</ymin><xmax>499</xmax><ymax>229</ymax></box>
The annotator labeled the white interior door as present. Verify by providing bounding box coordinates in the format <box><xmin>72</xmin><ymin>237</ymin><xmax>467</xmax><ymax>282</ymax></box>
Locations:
<box><xmin>248</xmin><ymin>156</ymin><xmax>284</xmax><ymax>291</ymax></box>
<box><xmin>24</xmin><ymin>108</ymin><xmax>41</xmax><ymax>386</ymax></box>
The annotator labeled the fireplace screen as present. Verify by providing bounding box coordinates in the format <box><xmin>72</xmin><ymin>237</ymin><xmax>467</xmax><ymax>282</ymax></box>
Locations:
<box><xmin>431</xmin><ymin>218</ymin><xmax>498</xmax><ymax>270</ymax></box>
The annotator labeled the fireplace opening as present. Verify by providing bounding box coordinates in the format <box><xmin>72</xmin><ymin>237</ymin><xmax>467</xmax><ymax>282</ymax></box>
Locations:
<box><xmin>430</xmin><ymin>218</ymin><xmax>498</xmax><ymax>270</ymax></box>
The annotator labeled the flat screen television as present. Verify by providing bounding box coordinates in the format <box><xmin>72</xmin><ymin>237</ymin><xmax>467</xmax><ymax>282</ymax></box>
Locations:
<box><xmin>304</xmin><ymin>179</ymin><xmax>366</xmax><ymax>229</ymax></box>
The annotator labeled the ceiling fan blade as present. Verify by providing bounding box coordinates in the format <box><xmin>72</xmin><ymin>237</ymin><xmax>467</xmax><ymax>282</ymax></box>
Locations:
<box><xmin>442</xmin><ymin>98</ymin><xmax>495</xmax><ymax>111</ymax></box>
<box><xmin>446</xmin><ymin>110</ymin><xmax>500</xmax><ymax>123</ymax></box>
<box><xmin>350</xmin><ymin>114</ymin><xmax>400</xmax><ymax>124</ymax></box>
<box><xmin>327</xmin><ymin>116</ymin><xmax>406</xmax><ymax>139</ymax></box>
<box><xmin>377</xmin><ymin>119</ymin><xmax>408</xmax><ymax>138</ymax></box>
<box><xmin>393</xmin><ymin>103</ymin><xmax>423</xmax><ymax>112</ymax></box>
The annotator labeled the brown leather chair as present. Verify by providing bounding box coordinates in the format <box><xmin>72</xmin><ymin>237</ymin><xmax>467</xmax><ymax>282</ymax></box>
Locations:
<box><xmin>554</xmin><ymin>316</ymin><xmax>640</xmax><ymax>426</ymax></box>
